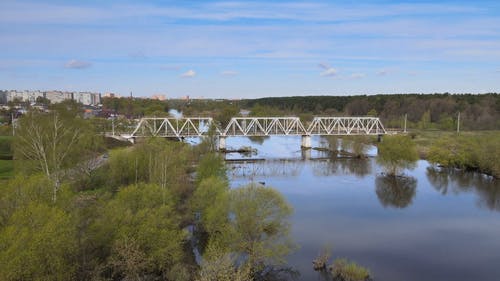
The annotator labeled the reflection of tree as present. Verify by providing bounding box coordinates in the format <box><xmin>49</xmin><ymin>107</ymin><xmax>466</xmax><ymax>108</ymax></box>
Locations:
<box><xmin>339</xmin><ymin>159</ymin><xmax>371</xmax><ymax>177</ymax></box>
<box><xmin>312</xmin><ymin>158</ymin><xmax>371</xmax><ymax>177</ymax></box>
<box><xmin>375</xmin><ymin>176</ymin><xmax>417</xmax><ymax>208</ymax></box>
<box><xmin>426</xmin><ymin>167</ymin><xmax>500</xmax><ymax>211</ymax></box>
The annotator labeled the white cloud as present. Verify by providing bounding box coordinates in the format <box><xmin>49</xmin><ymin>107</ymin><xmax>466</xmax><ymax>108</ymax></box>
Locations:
<box><xmin>221</xmin><ymin>70</ymin><xmax>238</xmax><ymax>76</ymax></box>
<box><xmin>377</xmin><ymin>70</ymin><xmax>388</xmax><ymax>76</ymax></box>
<box><xmin>318</xmin><ymin>63</ymin><xmax>337</xmax><ymax>77</ymax></box>
<box><xmin>180</xmin><ymin>69</ymin><xmax>196</xmax><ymax>78</ymax></box>
<box><xmin>351</xmin><ymin>73</ymin><xmax>365</xmax><ymax>79</ymax></box>
<box><xmin>64</xmin><ymin>59</ymin><xmax>92</xmax><ymax>69</ymax></box>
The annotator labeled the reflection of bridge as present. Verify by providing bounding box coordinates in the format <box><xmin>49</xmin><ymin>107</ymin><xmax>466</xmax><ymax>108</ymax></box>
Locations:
<box><xmin>227</xmin><ymin>157</ymin><xmax>373</xmax><ymax>178</ymax></box>
<box><xmin>120</xmin><ymin>117</ymin><xmax>389</xmax><ymax>149</ymax></box>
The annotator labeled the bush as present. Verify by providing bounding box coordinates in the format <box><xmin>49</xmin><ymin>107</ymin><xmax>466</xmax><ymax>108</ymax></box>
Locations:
<box><xmin>329</xmin><ymin>258</ymin><xmax>371</xmax><ymax>281</ymax></box>
<box><xmin>377</xmin><ymin>135</ymin><xmax>418</xmax><ymax>175</ymax></box>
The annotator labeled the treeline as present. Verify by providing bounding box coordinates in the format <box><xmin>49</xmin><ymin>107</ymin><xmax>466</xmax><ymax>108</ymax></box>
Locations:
<box><xmin>242</xmin><ymin>93</ymin><xmax>500</xmax><ymax>130</ymax></box>
<box><xmin>0</xmin><ymin>105</ymin><xmax>296</xmax><ymax>280</ymax></box>
<box><xmin>101</xmin><ymin>97</ymin><xmax>170</xmax><ymax>118</ymax></box>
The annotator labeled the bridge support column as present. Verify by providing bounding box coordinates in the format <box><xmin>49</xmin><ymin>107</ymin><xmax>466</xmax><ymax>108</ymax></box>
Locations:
<box><xmin>218</xmin><ymin>136</ymin><xmax>226</xmax><ymax>151</ymax></box>
<box><xmin>301</xmin><ymin>148</ymin><xmax>311</xmax><ymax>160</ymax></box>
<box><xmin>301</xmin><ymin>135</ymin><xmax>311</xmax><ymax>149</ymax></box>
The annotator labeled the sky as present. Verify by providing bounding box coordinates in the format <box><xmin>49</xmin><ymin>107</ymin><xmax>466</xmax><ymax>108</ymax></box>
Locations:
<box><xmin>1</xmin><ymin>0</ymin><xmax>499</xmax><ymax>98</ymax></box>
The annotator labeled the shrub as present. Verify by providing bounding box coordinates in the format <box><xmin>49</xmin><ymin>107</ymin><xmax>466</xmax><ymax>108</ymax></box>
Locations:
<box><xmin>329</xmin><ymin>258</ymin><xmax>371</xmax><ymax>281</ymax></box>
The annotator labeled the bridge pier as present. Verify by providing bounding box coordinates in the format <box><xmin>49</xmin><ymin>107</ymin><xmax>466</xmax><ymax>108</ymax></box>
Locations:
<box><xmin>301</xmin><ymin>135</ymin><xmax>312</xmax><ymax>149</ymax></box>
<box><xmin>218</xmin><ymin>136</ymin><xmax>226</xmax><ymax>151</ymax></box>
<box><xmin>301</xmin><ymin>148</ymin><xmax>311</xmax><ymax>160</ymax></box>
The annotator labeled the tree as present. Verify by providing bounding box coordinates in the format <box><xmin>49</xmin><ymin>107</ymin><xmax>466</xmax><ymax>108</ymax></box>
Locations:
<box><xmin>195</xmin><ymin>153</ymin><xmax>227</xmax><ymax>185</ymax></box>
<box><xmin>376</xmin><ymin>135</ymin><xmax>418</xmax><ymax>176</ymax></box>
<box><xmin>92</xmin><ymin>183</ymin><xmax>188</xmax><ymax>280</ymax></box>
<box><xmin>191</xmin><ymin>177</ymin><xmax>230</xmax><ymax>235</ymax></box>
<box><xmin>0</xmin><ymin>202</ymin><xmax>77</xmax><ymax>281</ymax></box>
<box><xmin>13</xmin><ymin>109</ymin><xmax>99</xmax><ymax>202</ymax></box>
<box><xmin>227</xmin><ymin>184</ymin><xmax>296</xmax><ymax>273</ymax></box>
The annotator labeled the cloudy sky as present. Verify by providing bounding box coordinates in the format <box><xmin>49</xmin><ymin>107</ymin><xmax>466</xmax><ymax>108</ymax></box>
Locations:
<box><xmin>1</xmin><ymin>0</ymin><xmax>499</xmax><ymax>98</ymax></box>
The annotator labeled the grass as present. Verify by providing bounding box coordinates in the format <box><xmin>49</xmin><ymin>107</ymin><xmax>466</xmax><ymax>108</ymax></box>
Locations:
<box><xmin>407</xmin><ymin>130</ymin><xmax>500</xmax><ymax>159</ymax></box>
<box><xmin>0</xmin><ymin>135</ymin><xmax>13</xmax><ymax>179</ymax></box>
<box><xmin>0</xmin><ymin>159</ymin><xmax>13</xmax><ymax>180</ymax></box>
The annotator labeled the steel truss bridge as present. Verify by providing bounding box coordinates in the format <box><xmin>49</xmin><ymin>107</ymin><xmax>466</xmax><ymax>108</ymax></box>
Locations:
<box><xmin>121</xmin><ymin>117</ymin><xmax>389</xmax><ymax>149</ymax></box>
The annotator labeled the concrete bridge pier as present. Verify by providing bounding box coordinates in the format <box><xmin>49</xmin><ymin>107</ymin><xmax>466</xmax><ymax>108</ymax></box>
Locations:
<box><xmin>301</xmin><ymin>135</ymin><xmax>312</xmax><ymax>148</ymax></box>
<box><xmin>301</xmin><ymin>148</ymin><xmax>311</xmax><ymax>160</ymax></box>
<box><xmin>218</xmin><ymin>136</ymin><xmax>226</xmax><ymax>150</ymax></box>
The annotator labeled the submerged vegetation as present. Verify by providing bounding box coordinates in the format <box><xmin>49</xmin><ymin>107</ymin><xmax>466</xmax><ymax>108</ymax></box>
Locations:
<box><xmin>376</xmin><ymin>135</ymin><xmax>419</xmax><ymax>176</ymax></box>
<box><xmin>427</xmin><ymin>133</ymin><xmax>500</xmax><ymax>178</ymax></box>
<box><xmin>312</xmin><ymin>247</ymin><xmax>371</xmax><ymax>281</ymax></box>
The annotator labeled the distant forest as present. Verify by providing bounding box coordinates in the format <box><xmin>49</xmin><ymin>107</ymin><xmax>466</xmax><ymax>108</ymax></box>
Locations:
<box><xmin>58</xmin><ymin>93</ymin><xmax>500</xmax><ymax>132</ymax></box>
<box><xmin>240</xmin><ymin>93</ymin><xmax>500</xmax><ymax>130</ymax></box>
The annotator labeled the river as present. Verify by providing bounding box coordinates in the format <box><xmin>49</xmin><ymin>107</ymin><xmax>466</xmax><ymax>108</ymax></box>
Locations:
<box><xmin>224</xmin><ymin>135</ymin><xmax>500</xmax><ymax>281</ymax></box>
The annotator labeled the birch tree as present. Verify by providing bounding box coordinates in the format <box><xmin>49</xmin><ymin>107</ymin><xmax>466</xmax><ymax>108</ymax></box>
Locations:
<box><xmin>14</xmin><ymin>110</ymin><xmax>94</xmax><ymax>202</ymax></box>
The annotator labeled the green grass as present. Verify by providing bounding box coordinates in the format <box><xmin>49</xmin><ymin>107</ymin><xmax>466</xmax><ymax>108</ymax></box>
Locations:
<box><xmin>0</xmin><ymin>159</ymin><xmax>13</xmax><ymax>180</ymax></box>
<box><xmin>408</xmin><ymin>130</ymin><xmax>500</xmax><ymax>159</ymax></box>
<box><xmin>0</xmin><ymin>135</ymin><xmax>13</xmax><ymax>155</ymax></box>
<box><xmin>0</xmin><ymin>136</ymin><xmax>14</xmax><ymax>179</ymax></box>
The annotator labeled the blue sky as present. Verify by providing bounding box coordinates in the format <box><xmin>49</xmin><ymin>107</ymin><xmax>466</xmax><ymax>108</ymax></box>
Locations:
<box><xmin>1</xmin><ymin>0</ymin><xmax>499</xmax><ymax>98</ymax></box>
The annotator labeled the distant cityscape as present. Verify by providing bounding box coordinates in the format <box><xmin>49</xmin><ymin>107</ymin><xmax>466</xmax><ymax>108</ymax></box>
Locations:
<box><xmin>0</xmin><ymin>90</ymin><xmax>177</xmax><ymax>106</ymax></box>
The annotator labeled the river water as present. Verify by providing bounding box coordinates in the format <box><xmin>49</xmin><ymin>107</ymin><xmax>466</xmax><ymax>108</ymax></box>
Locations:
<box><xmin>224</xmin><ymin>136</ymin><xmax>500</xmax><ymax>281</ymax></box>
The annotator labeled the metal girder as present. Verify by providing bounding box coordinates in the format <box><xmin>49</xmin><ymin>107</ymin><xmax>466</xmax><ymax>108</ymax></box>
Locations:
<box><xmin>127</xmin><ymin>116</ymin><xmax>387</xmax><ymax>138</ymax></box>
<box><xmin>130</xmin><ymin>117</ymin><xmax>215</xmax><ymax>138</ymax></box>
<box><xmin>223</xmin><ymin>117</ymin><xmax>307</xmax><ymax>136</ymax></box>
<box><xmin>307</xmin><ymin>117</ymin><xmax>387</xmax><ymax>135</ymax></box>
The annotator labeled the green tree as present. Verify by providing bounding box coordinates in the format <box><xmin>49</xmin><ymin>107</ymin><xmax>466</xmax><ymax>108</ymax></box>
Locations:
<box><xmin>0</xmin><ymin>203</ymin><xmax>77</xmax><ymax>281</ymax></box>
<box><xmin>13</xmin><ymin>108</ymin><xmax>101</xmax><ymax>202</ymax></box>
<box><xmin>227</xmin><ymin>184</ymin><xmax>296</xmax><ymax>273</ymax></box>
<box><xmin>92</xmin><ymin>183</ymin><xmax>188</xmax><ymax>280</ymax></box>
<box><xmin>376</xmin><ymin>135</ymin><xmax>418</xmax><ymax>176</ymax></box>
<box><xmin>191</xmin><ymin>177</ymin><xmax>230</xmax><ymax>235</ymax></box>
<box><xmin>195</xmin><ymin>153</ymin><xmax>227</xmax><ymax>185</ymax></box>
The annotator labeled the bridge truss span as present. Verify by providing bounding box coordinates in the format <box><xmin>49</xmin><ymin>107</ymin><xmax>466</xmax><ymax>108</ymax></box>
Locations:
<box><xmin>223</xmin><ymin>117</ymin><xmax>307</xmax><ymax>136</ymax></box>
<box><xmin>307</xmin><ymin>117</ymin><xmax>387</xmax><ymax>135</ymax></box>
<box><xmin>126</xmin><ymin>116</ymin><xmax>389</xmax><ymax>148</ymax></box>
<box><xmin>131</xmin><ymin>117</ymin><xmax>216</xmax><ymax>138</ymax></box>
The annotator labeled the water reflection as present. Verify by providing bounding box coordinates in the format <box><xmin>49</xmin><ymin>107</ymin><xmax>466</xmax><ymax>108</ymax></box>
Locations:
<box><xmin>228</xmin><ymin>158</ymin><xmax>372</xmax><ymax>179</ymax></box>
<box><xmin>427</xmin><ymin>167</ymin><xmax>500</xmax><ymax>211</ymax></box>
<box><xmin>311</xmin><ymin>158</ymin><xmax>371</xmax><ymax>177</ymax></box>
<box><xmin>228</xmin><ymin>159</ymin><xmax>303</xmax><ymax>178</ymax></box>
<box><xmin>375</xmin><ymin>176</ymin><xmax>417</xmax><ymax>208</ymax></box>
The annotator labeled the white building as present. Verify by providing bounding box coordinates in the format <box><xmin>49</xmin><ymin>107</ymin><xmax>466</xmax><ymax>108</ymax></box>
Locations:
<box><xmin>0</xmin><ymin>90</ymin><xmax>101</xmax><ymax>106</ymax></box>
<box><xmin>45</xmin><ymin>91</ymin><xmax>73</xmax><ymax>104</ymax></box>
<box><xmin>73</xmin><ymin>92</ymin><xmax>100</xmax><ymax>105</ymax></box>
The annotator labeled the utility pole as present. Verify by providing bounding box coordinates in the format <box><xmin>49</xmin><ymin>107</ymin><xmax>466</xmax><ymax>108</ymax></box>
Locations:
<box><xmin>11</xmin><ymin>113</ymin><xmax>15</xmax><ymax>136</ymax></box>
<box><xmin>404</xmin><ymin>114</ymin><xmax>407</xmax><ymax>133</ymax></box>
<box><xmin>457</xmin><ymin>111</ymin><xmax>460</xmax><ymax>134</ymax></box>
